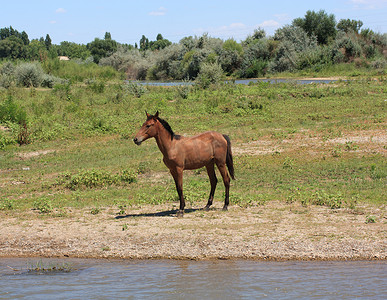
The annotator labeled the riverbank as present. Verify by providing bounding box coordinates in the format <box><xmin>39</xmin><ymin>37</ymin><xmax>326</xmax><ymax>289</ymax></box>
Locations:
<box><xmin>0</xmin><ymin>201</ymin><xmax>385</xmax><ymax>261</ymax></box>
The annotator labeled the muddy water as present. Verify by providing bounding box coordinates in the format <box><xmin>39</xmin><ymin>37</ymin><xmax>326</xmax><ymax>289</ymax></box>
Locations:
<box><xmin>1</xmin><ymin>259</ymin><xmax>386</xmax><ymax>299</ymax></box>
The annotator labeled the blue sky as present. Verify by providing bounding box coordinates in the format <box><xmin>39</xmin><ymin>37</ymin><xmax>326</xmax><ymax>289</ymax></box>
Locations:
<box><xmin>2</xmin><ymin>0</ymin><xmax>386</xmax><ymax>45</ymax></box>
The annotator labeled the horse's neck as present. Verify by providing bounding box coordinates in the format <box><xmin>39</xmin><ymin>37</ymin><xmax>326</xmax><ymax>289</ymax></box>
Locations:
<box><xmin>155</xmin><ymin>124</ymin><xmax>174</xmax><ymax>156</ymax></box>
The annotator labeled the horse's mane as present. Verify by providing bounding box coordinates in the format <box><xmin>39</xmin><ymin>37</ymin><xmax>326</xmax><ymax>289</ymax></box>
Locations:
<box><xmin>157</xmin><ymin>117</ymin><xmax>181</xmax><ymax>140</ymax></box>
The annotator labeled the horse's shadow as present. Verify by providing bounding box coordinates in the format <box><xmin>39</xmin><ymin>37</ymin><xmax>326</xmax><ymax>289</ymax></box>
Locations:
<box><xmin>115</xmin><ymin>208</ymin><xmax>201</xmax><ymax>219</ymax></box>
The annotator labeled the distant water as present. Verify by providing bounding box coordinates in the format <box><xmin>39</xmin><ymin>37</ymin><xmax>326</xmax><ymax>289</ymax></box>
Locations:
<box><xmin>135</xmin><ymin>78</ymin><xmax>341</xmax><ymax>86</ymax></box>
<box><xmin>1</xmin><ymin>258</ymin><xmax>386</xmax><ymax>299</ymax></box>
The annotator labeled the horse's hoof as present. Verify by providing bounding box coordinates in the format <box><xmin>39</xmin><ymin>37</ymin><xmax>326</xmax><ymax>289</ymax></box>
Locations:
<box><xmin>176</xmin><ymin>210</ymin><xmax>184</xmax><ymax>218</ymax></box>
<box><xmin>222</xmin><ymin>206</ymin><xmax>228</xmax><ymax>211</ymax></box>
<box><xmin>203</xmin><ymin>205</ymin><xmax>211</xmax><ymax>211</ymax></box>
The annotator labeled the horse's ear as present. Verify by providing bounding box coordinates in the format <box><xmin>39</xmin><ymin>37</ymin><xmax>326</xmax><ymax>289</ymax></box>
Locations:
<box><xmin>154</xmin><ymin>111</ymin><xmax>159</xmax><ymax>118</ymax></box>
<box><xmin>146</xmin><ymin>111</ymin><xmax>151</xmax><ymax>118</ymax></box>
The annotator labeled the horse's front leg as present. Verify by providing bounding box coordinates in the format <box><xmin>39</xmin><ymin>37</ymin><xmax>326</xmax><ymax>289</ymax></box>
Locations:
<box><xmin>170</xmin><ymin>167</ymin><xmax>184</xmax><ymax>217</ymax></box>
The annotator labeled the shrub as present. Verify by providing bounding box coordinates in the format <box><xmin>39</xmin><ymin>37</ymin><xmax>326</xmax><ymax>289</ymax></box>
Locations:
<box><xmin>123</xmin><ymin>81</ymin><xmax>147</xmax><ymax>98</ymax></box>
<box><xmin>0</xmin><ymin>74</ymin><xmax>14</xmax><ymax>89</ymax></box>
<box><xmin>331</xmin><ymin>32</ymin><xmax>363</xmax><ymax>63</ymax></box>
<box><xmin>175</xmin><ymin>80</ymin><xmax>192</xmax><ymax>99</ymax></box>
<box><xmin>270</xmin><ymin>26</ymin><xmax>318</xmax><ymax>72</ymax></box>
<box><xmin>296</xmin><ymin>46</ymin><xmax>332</xmax><ymax>70</ymax></box>
<box><xmin>61</xmin><ymin>169</ymin><xmax>137</xmax><ymax>190</ymax></box>
<box><xmin>0</xmin><ymin>96</ymin><xmax>27</xmax><ymax>124</ymax></box>
<box><xmin>17</xmin><ymin>122</ymin><xmax>30</xmax><ymax>145</ymax></box>
<box><xmin>0</xmin><ymin>132</ymin><xmax>15</xmax><ymax>150</ymax></box>
<box><xmin>15</xmin><ymin>62</ymin><xmax>44</xmax><ymax>87</ymax></box>
<box><xmin>239</xmin><ymin>59</ymin><xmax>268</xmax><ymax>78</ymax></box>
<box><xmin>33</xmin><ymin>198</ymin><xmax>53</xmax><ymax>213</ymax></box>
<box><xmin>371</xmin><ymin>59</ymin><xmax>386</xmax><ymax>70</ymax></box>
<box><xmin>0</xmin><ymin>61</ymin><xmax>15</xmax><ymax>76</ymax></box>
<box><xmin>310</xmin><ymin>191</ymin><xmax>344</xmax><ymax>209</ymax></box>
<box><xmin>195</xmin><ymin>62</ymin><xmax>223</xmax><ymax>89</ymax></box>
<box><xmin>41</xmin><ymin>74</ymin><xmax>64</xmax><ymax>88</ymax></box>
<box><xmin>86</xmin><ymin>80</ymin><xmax>105</xmax><ymax>93</ymax></box>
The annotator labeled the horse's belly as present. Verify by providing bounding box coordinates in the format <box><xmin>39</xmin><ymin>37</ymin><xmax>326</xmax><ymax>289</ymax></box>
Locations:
<box><xmin>183</xmin><ymin>145</ymin><xmax>213</xmax><ymax>169</ymax></box>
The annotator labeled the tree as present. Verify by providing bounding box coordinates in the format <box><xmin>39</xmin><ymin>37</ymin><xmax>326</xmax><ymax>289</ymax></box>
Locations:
<box><xmin>0</xmin><ymin>26</ymin><xmax>29</xmax><ymax>45</ymax></box>
<box><xmin>27</xmin><ymin>39</ymin><xmax>48</xmax><ymax>61</ymax></box>
<box><xmin>139</xmin><ymin>35</ymin><xmax>149</xmax><ymax>51</ymax></box>
<box><xmin>45</xmin><ymin>34</ymin><xmax>52</xmax><ymax>50</ymax></box>
<box><xmin>293</xmin><ymin>10</ymin><xmax>336</xmax><ymax>44</ymax></box>
<box><xmin>219</xmin><ymin>39</ymin><xmax>243</xmax><ymax>75</ymax></box>
<box><xmin>150</xmin><ymin>34</ymin><xmax>172</xmax><ymax>50</ymax></box>
<box><xmin>0</xmin><ymin>36</ymin><xmax>27</xmax><ymax>59</ymax></box>
<box><xmin>156</xmin><ymin>33</ymin><xmax>163</xmax><ymax>41</ymax></box>
<box><xmin>337</xmin><ymin>19</ymin><xmax>363</xmax><ymax>33</ymax></box>
<box><xmin>104</xmin><ymin>32</ymin><xmax>112</xmax><ymax>40</ymax></box>
<box><xmin>57</xmin><ymin>41</ymin><xmax>91</xmax><ymax>59</ymax></box>
<box><xmin>87</xmin><ymin>37</ymin><xmax>117</xmax><ymax>63</ymax></box>
<box><xmin>21</xmin><ymin>31</ymin><xmax>29</xmax><ymax>45</ymax></box>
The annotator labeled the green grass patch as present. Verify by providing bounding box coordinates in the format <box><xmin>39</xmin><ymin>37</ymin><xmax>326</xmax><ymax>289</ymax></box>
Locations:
<box><xmin>0</xmin><ymin>77</ymin><xmax>385</xmax><ymax>212</ymax></box>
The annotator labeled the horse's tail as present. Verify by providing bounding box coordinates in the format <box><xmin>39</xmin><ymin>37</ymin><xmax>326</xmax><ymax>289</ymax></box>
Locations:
<box><xmin>223</xmin><ymin>134</ymin><xmax>235</xmax><ymax>180</ymax></box>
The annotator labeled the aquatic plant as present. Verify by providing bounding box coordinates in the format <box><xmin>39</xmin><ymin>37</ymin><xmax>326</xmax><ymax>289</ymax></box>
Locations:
<box><xmin>27</xmin><ymin>260</ymin><xmax>74</xmax><ymax>273</ymax></box>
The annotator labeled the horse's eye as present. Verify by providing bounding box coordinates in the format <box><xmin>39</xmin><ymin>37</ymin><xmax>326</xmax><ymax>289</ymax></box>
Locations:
<box><xmin>146</xmin><ymin>124</ymin><xmax>151</xmax><ymax>128</ymax></box>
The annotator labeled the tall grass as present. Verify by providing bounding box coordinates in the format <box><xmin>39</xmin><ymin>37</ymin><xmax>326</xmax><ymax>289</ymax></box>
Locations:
<box><xmin>42</xmin><ymin>59</ymin><xmax>123</xmax><ymax>82</ymax></box>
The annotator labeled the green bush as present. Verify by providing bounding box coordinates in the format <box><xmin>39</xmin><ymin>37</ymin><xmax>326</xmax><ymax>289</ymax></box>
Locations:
<box><xmin>195</xmin><ymin>62</ymin><xmax>223</xmax><ymax>89</ymax></box>
<box><xmin>61</xmin><ymin>169</ymin><xmax>137</xmax><ymax>190</ymax></box>
<box><xmin>0</xmin><ymin>61</ymin><xmax>15</xmax><ymax>76</ymax></box>
<box><xmin>332</xmin><ymin>32</ymin><xmax>363</xmax><ymax>63</ymax></box>
<box><xmin>371</xmin><ymin>59</ymin><xmax>386</xmax><ymax>70</ymax></box>
<box><xmin>0</xmin><ymin>132</ymin><xmax>15</xmax><ymax>150</ymax></box>
<box><xmin>174</xmin><ymin>79</ymin><xmax>192</xmax><ymax>99</ymax></box>
<box><xmin>15</xmin><ymin>62</ymin><xmax>44</xmax><ymax>87</ymax></box>
<box><xmin>0</xmin><ymin>74</ymin><xmax>14</xmax><ymax>89</ymax></box>
<box><xmin>270</xmin><ymin>26</ymin><xmax>318</xmax><ymax>72</ymax></box>
<box><xmin>0</xmin><ymin>96</ymin><xmax>27</xmax><ymax>124</ymax></box>
<box><xmin>86</xmin><ymin>80</ymin><xmax>105</xmax><ymax>93</ymax></box>
<box><xmin>33</xmin><ymin>198</ymin><xmax>53</xmax><ymax>213</ymax></box>
<box><xmin>124</xmin><ymin>81</ymin><xmax>147</xmax><ymax>98</ymax></box>
<box><xmin>41</xmin><ymin>74</ymin><xmax>65</xmax><ymax>88</ymax></box>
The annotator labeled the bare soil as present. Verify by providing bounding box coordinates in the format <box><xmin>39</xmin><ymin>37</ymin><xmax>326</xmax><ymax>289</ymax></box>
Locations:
<box><xmin>0</xmin><ymin>201</ymin><xmax>385</xmax><ymax>261</ymax></box>
<box><xmin>234</xmin><ymin>129</ymin><xmax>387</xmax><ymax>156</ymax></box>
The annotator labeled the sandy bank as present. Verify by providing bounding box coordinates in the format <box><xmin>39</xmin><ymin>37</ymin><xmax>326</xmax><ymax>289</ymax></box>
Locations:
<box><xmin>0</xmin><ymin>201</ymin><xmax>385</xmax><ymax>261</ymax></box>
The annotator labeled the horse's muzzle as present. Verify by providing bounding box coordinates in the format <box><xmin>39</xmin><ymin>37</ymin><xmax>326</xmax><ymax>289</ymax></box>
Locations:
<box><xmin>133</xmin><ymin>137</ymin><xmax>142</xmax><ymax>145</ymax></box>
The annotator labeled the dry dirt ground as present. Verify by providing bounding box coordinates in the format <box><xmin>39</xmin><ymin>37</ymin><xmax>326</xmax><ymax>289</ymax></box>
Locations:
<box><xmin>0</xmin><ymin>201</ymin><xmax>385</xmax><ymax>261</ymax></box>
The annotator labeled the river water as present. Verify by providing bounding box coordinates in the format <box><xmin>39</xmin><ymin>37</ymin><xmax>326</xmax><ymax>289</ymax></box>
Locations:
<box><xmin>1</xmin><ymin>259</ymin><xmax>386</xmax><ymax>299</ymax></box>
<box><xmin>137</xmin><ymin>78</ymin><xmax>342</xmax><ymax>86</ymax></box>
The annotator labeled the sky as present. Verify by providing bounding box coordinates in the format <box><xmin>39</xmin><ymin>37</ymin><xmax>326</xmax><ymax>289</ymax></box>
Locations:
<box><xmin>1</xmin><ymin>0</ymin><xmax>387</xmax><ymax>45</ymax></box>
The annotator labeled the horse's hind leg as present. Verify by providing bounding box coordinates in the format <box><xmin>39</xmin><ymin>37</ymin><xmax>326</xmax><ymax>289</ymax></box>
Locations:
<box><xmin>216</xmin><ymin>162</ymin><xmax>230</xmax><ymax>211</ymax></box>
<box><xmin>204</xmin><ymin>163</ymin><xmax>217</xmax><ymax>211</ymax></box>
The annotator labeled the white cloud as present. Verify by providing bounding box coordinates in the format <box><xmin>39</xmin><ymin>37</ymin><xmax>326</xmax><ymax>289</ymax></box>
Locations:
<box><xmin>49</xmin><ymin>20</ymin><xmax>57</xmax><ymax>24</ymax></box>
<box><xmin>349</xmin><ymin>0</ymin><xmax>387</xmax><ymax>9</ymax></box>
<box><xmin>149</xmin><ymin>7</ymin><xmax>167</xmax><ymax>16</ymax></box>
<box><xmin>273</xmin><ymin>14</ymin><xmax>291</xmax><ymax>23</ymax></box>
<box><xmin>56</xmin><ymin>8</ymin><xmax>67</xmax><ymax>13</ymax></box>
<box><xmin>194</xmin><ymin>23</ymin><xmax>251</xmax><ymax>39</ymax></box>
<box><xmin>259</xmin><ymin>20</ymin><xmax>280</xmax><ymax>28</ymax></box>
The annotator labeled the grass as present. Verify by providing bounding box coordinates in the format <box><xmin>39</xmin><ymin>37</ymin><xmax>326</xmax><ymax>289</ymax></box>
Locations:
<box><xmin>0</xmin><ymin>75</ymin><xmax>386</xmax><ymax>215</ymax></box>
<box><xmin>27</xmin><ymin>260</ymin><xmax>74</xmax><ymax>273</ymax></box>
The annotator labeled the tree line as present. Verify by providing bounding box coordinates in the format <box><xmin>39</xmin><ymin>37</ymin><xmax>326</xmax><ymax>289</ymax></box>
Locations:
<box><xmin>0</xmin><ymin>10</ymin><xmax>386</xmax><ymax>81</ymax></box>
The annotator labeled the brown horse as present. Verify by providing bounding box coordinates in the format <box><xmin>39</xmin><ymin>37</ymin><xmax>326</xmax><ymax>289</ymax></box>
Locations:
<box><xmin>134</xmin><ymin>111</ymin><xmax>235</xmax><ymax>217</ymax></box>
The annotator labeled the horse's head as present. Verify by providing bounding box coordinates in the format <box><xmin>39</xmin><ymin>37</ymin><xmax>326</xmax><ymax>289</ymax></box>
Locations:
<box><xmin>133</xmin><ymin>111</ymin><xmax>159</xmax><ymax>145</ymax></box>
